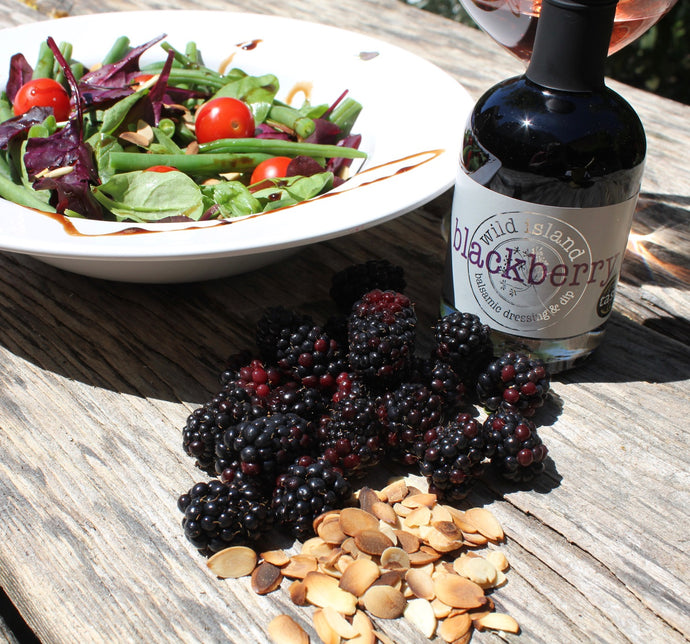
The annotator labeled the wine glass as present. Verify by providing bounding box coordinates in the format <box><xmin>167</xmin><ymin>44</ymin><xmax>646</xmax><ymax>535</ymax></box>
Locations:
<box><xmin>458</xmin><ymin>0</ymin><xmax>679</xmax><ymax>62</ymax></box>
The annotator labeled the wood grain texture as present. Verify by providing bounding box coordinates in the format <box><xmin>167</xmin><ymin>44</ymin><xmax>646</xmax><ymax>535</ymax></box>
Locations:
<box><xmin>0</xmin><ymin>1</ymin><xmax>688</xmax><ymax>643</ymax></box>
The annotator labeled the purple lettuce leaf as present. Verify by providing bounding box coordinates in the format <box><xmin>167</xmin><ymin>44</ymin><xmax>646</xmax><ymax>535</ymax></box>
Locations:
<box><xmin>254</xmin><ymin>123</ymin><xmax>291</xmax><ymax>140</ymax></box>
<box><xmin>327</xmin><ymin>134</ymin><xmax>363</xmax><ymax>187</ymax></box>
<box><xmin>286</xmin><ymin>155</ymin><xmax>324</xmax><ymax>178</ymax></box>
<box><xmin>0</xmin><ymin>106</ymin><xmax>52</xmax><ymax>149</ymax></box>
<box><xmin>305</xmin><ymin>118</ymin><xmax>341</xmax><ymax>145</ymax></box>
<box><xmin>6</xmin><ymin>53</ymin><xmax>33</xmax><ymax>103</ymax></box>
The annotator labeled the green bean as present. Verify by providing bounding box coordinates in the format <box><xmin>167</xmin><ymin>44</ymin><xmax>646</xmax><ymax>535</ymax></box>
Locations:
<box><xmin>139</xmin><ymin>66</ymin><xmax>225</xmax><ymax>89</ymax></box>
<box><xmin>160</xmin><ymin>41</ymin><xmax>204</xmax><ymax>69</ymax></box>
<box><xmin>102</xmin><ymin>36</ymin><xmax>130</xmax><ymax>65</ymax></box>
<box><xmin>33</xmin><ymin>41</ymin><xmax>55</xmax><ymax>79</ymax></box>
<box><xmin>329</xmin><ymin>98</ymin><xmax>363</xmax><ymax>136</ymax></box>
<box><xmin>267</xmin><ymin>104</ymin><xmax>314</xmax><ymax>140</ymax></box>
<box><xmin>0</xmin><ymin>173</ymin><xmax>56</xmax><ymax>212</ymax></box>
<box><xmin>108</xmin><ymin>152</ymin><xmax>274</xmax><ymax>175</ymax></box>
<box><xmin>54</xmin><ymin>42</ymin><xmax>73</xmax><ymax>86</ymax></box>
<box><xmin>198</xmin><ymin>138</ymin><xmax>367</xmax><ymax>159</ymax></box>
<box><xmin>185</xmin><ymin>41</ymin><xmax>200</xmax><ymax>65</ymax></box>
<box><xmin>70</xmin><ymin>62</ymin><xmax>85</xmax><ymax>82</ymax></box>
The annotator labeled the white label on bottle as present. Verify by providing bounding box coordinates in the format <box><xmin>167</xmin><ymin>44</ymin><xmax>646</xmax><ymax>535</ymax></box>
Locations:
<box><xmin>448</xmin><ymin>169</ymin><xmax>638</xmax><ymax>339</ymax></box>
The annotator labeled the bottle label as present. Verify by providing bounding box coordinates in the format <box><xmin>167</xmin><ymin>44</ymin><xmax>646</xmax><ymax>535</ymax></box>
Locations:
<box><xmin>447</xmin><ymin>169</ymin><xmax>638</xmax><ymax>339</ymax></box>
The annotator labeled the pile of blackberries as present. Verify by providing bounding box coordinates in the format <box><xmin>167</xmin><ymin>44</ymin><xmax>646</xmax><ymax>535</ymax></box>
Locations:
<box><xmin>178</xmin><ymin>259</ymin><xmax>552</xmax><ymax>554</ymax></box>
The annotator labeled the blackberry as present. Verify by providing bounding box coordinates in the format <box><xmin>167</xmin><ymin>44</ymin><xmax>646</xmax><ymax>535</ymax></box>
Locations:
<box><xmin>178</xmin><ymin>478</ymin><xmax>272</xmax><ymax>553</ymax></box>
<box><xmin>433</xmin><ymin>311</ymin><xmax>494</xmax><ymax>386</ymax></box>
<box><xmin>418</xmin><ymin>414</ymin><xmax>486</xmax><ymax>501</ymax></box>
<box><xmin>410</xmin><ymin>356</ymin><xmax>467</xmax><ymax>413</ymax></box>
<box><xmin>276</xmin><ymin>322</ymin><xmax>348</xmax><ymax>392</ymax></box>
<box><xmin>476</xmin><ymin>351</ymin><xmax>551</xmax><ymax>417</ymax></box>
<box><xmin>330</xmin><ymin>259</ymin><xmax>406</xmax><ymax>314</ymax></box>
<box><xmin>317</xmin><ymin>377</ymin><xmax>384</xmax><ymax>478</ymax></box>
<box><xmin>348</xmin><ymin>290</ymin><xmax>416</xmax><ymax>388</ymax></box>
<box><xmin>219</xmin><ymin>412</ymin><xmax>315</xmax><ymax>485</ymax></box>
<box><xmin>234</xmin><ymin>359</ymin><xmax>284</xmax><ymax>401</ymax></box>
<box><xmin>482</xmin><ymin>409</ymin><xmax>548</xmax><ymax>482</ymax></box>
<box><xmin>182</xmin><ymin>384</ymin><xmax>256</xmax><ymax>473</ymax></box>
<box><xmin>264</xmin><ymin>381</ymin><xmax>328</xmax><ymax>422</ymax></box>
<box><xmin>256</xmin><ymin>306</ymin><xmax>313</xmax><ymax>364</ymax></box>
<box><xmin>377</xmin><ymin>382</ymin><xmax>444</xmax><ymax>465</ymax></box>
<box><xmin>272</xmin><ymin>457</ymin><xmax>353</xmax><ymax>541</ymax></box>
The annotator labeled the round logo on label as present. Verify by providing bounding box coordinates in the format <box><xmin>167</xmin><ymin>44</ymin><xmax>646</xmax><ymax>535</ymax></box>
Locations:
<box><xmin>466</xmin><ymin>212</ymin><xmax>593</xmax><ymax>332</ymax></box>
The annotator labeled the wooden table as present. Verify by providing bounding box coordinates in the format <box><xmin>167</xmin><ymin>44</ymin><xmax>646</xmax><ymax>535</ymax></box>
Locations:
<box><xmin>1</xmin><ymin>0</ymin><xmax>688</xmax><ymax>642</ymax></box>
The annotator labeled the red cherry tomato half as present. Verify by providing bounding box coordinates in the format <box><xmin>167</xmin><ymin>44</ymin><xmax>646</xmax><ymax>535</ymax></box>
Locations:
<box><xmin>13</xmin><ymin>78</ymin><xmax>71</xmax><ymax>121</ymax></box>
<box><xmin>194</xmin><ymin>97</ymin><xmax>255</xmax><ymax>144</ymax></box>
<box><xmin>144</xmin><ymin>165</ymin><xmax>178</xmax><ymax>173</ymax></box>
<box><xmin>250</xmin><ymin>157</ymin><xmax>293</xmax><ymax>184</ymax></box>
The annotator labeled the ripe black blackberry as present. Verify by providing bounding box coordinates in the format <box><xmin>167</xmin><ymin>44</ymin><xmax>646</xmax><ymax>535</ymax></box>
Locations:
<box><xmin>316</xmin><ymin>376</ymin><xmax>384</xmax><ymax>478</ymax></box>
<box><xmin>348</xmin><ymin>289</ymin><xmax>417</xmax><ymax>388</ymax></box>
<box><xmin>418</xmin><ymin>414</ymin><xmax>486</xmax><ymax>501</ymax></box>
<box><xmin>275</xmin><ymin>322</ymin><xmax>348</xmax><ymax>392</ymax></box>
<box><xmin>272</xmin><ymin>457</ymin><xmax>353</xmax><ymax>541</ymax></box>
<box><xmin>476</xmin><ymin>351</ymin><xmax>551</xmax><ymax>417</ymax></box>
<box><xmin>433</xmin><ymin>311</ymin><xmax>494</xmax><ymax>387</ymax></box>
<box><xmin>330</xmin><ymin>259</ymin><xmax>406</xmax><ymax>314</ymax></box>
<box><xmin>182</xmin><ymin>384</ymin><xmax>256</xmax><ymax>473</ymax></box>
<box><xmin>410</xmin><ymin>356</ymin><xmax>467</xmax><ymax>413</ymax></box>
<box><xmin>376</xmin><ymin>382</ymin><xmax>444</xmax><ymax>465</ymax></box>
<box><xmin>481</xmin><ymin>409</ymin><xmax>548</xmax><ymax>482</ymax></box>
<box><xmin>219</xmin><ymin>412</ymin><xmax>315</xmax><ymax>485</ymax></box>
<box><xmin>178</xmin><ymin>478</ymin><xmax>272</xmax><ymax>553</ymax></box>
<box><xmin>256</xmin><ymin>306</ymin><xmax>314</xmax><ymax>364</ymax></box>
<box><xmin>264</xmin><ymin>381</ymin><xmax>328</xmax><ymax>422</ymax></box>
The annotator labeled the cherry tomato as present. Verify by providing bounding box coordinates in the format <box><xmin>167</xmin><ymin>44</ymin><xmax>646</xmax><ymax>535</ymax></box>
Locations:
<box><xmin>194</xmin><ymin>97</ymin><xmax>254</xmax><ymax>144</ymax></box>
<box><xmin>250</xmin><ymin>157</ymin><xmax>292</xmax><ymax>184</ymax></box>
<box><xmin>132</xmin><ymin>73</ymin><xmax>154</xmax><ymax>85</ymax></box>
<box><xmin>144</xmin><ymin>165</ymin><xmax>178</xmax><ymax>173</ymax></box>
<box><xmin>13</xmin><ymin>78</ymin><xmax>71</xmax><ymax>121</ymax></box>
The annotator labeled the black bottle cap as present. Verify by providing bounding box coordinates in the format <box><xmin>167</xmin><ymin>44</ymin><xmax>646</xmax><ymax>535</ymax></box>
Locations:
<box><xmin>526</xmin><ymin>0</ymin><xmax>618</xmax><ymax>92</ymax></box>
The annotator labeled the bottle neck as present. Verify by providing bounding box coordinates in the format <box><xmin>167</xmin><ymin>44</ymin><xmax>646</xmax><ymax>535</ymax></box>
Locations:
<box><xmin>526</xmin><ymin>0</ymin><xmax>618</xmax><ymax>93</ymax></box>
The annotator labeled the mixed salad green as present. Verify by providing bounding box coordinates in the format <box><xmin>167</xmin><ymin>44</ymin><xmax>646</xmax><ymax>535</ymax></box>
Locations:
<box><xmin>0</xmin><ymin>35</ymin><xmax>366</xmax><ymax>222</ymax></box>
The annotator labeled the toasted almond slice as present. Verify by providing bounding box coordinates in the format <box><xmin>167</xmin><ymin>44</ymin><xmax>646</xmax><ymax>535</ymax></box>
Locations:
<box><xmin>313</xmin><ymin>509</ymin><xmax>341</xmax><ymax>532</ymax></box>
<box><xmin>289</xmin><ymin>579</ymin><xmax>308</xmax><ymax>606</ymax></box>
<box><xmin>118</xmin><ymin>130</ymin><xmax>152</xmax><ymax>147</ymax></box>
<box><xmin>380</xmin><ymin>547</ymin><xmax>411</xmax><ymax>571</ymax></box>
<box><xmin>362</xmin><ymin>585</ymin><xmax>407</xmax><ymax>619</ymax></box>
<box><xmin>394</xmin><ymin>529</ymin><xmax>420</xmax><ymax>554</ymax></box>
<box><xmin>404</xmin><ymin>598</ymin><xmax>437</xmax><ymax>639</ymax></box>
<box><xmin>408</xmin><ymin>547</ymin><xmax>442</xmax><ymax>566</ymax></box>
<box><xmin>374</xmin><ymin>570</ymin><xmax>404</xmax><ymax>590</ymax></box>
<box><xmin>261</xmin><ymin>549</ymin><xmax>290</xmax><ymax>567</ymax></box>
<box><xmin>433</xmin><ymin>574</ymin><xmax>487</xmax><ymax>609</ymax></box>
<box><xmin>322</xmin><ymin>605</ymin><xmax>359</xmax><ymax>639</ymax></box>
<box><xmin>405</xmin><ymin>568</ymin><xmax>435</xmax><ymax>600</ymax></box>
<box><xmin>341</xmin><ymin>537</ymin><xmax>361</xmax><ymax>558</ymax></box>
<box><xmin>301</xmin><ymin>536</ymin><xmax>328</xmax><ymax>556</ymax></box>
<box><xmin>427</xmin><ymin>528</ymin><xmax>463</xmax><ymax>554</ymax></box>
<box><xmin>463</xmin><ymin>531</ymin><xmax>490</xmax><ymax>546</ymax></box>
<box><xmin>464</xmin><ymin>557</ymin><xmax>498</xmax><ymax>587</ymax></box>
<box><xmin>401</xmin><ymin>492</ymin><xmax>437</xmax><ymax>509</ymax></box>
<box><xmin>380</xmin><ymin>479</ymin><xmax>408</xmax><ymax>503</ymax></box>
<box><xmin>404</xmin><ymin>506</ymin><xmax>431</xmax><ymax>528</ymax></box>
<box><xmin>282</xmin><ymin>554</ymin><xmax>318</xmax><ymax>579</ymax></box>
<box><xmin>393</xmin><ymin>502</ymin><xmax>413</xmax><ymax>518</ymax></box>
<box><xmin>431</xmin><ymin>504</ymin><xmax>453</xmax><ymax>523</ymax></box>
<box><xmin>251</xmin><ymin>561</ymin><xmax>283</xmax><ymax>595</ymax></box>
<box><xmin>358</xmin><ymin>487</ymin><xmax>381</xmax><ymax>515</ymax></box>
<box><xmin>312</xmin><ymin>608</ymin><xmax>340</xmax><ymax>644</ymax></box>
<box><xmin>372</xmin><ymin>501</ymin><xmax>399</xmax><ymax>526</ymax></box>
<box><xmin>354</xmin><ymin>529</ymin><xmax>394</xmax><ymax>556</ymax></box>
<box><xmin>267</xmin><ymin>614</ymin><xmax>310</xmax><ymax>644</ymax></box>
<box><xmin>432</xmin><ymin>520</ymin><xmax>463</xmax><ymax>540</ymax></box>
<box><xmin>319</xmin><ymin>518</ymin><xmax>348</xmax><ymax>545</ymax></box>
<box><xmin>445</xmin><ymin>506</ymin><xmax>478</xmax><ymax>533</ymax></box>
<box><xmin>336</xmin><ymin>554</ymin><xmax>356</xmax><ymax>574</ymax></box>
<box><xmin>405</xmin><ymin>485</ymin><xmax>425</xmax><ymax>497</ymax></box>
<box><xmin>207</xmin><ymin>546</ymin><xmax>257</xmax><ymax>579</ymax></box>
<box><xmin>352</xmin><ymin>610</ymin><xmax>376</xmax><ymax>644</ymax></box>
<box><xmin>431</xmin><ymin>597</ymin><xmax>452</xmax><ymax>619</ymax></box>
<box><xmin>339</xmin><ymin>558</ymin><xmax>380</xmax><ymax>596</ymax></box>
<box><xmin>317</xmin><ymin>546</ymin><xmax>343</xmax><ymax>567</ymax></box>
<box><xmin>474</xmin><ymin>612</ymin><xmax>520</xmax><ymax>634</ymax></box>
<box><xmin>491</xmin><ymin>570</ymin><xmax>508</xmax><ymax>589</ymax></box>
<box><xmin>340</xmin><ymin>507</ymin><xmax>380</xmax><ymax>536</ymax></box>
<box><xmin>373</xmin><ymin>631</ymin><xmax>396</xmax><ymax>644</ymax></box>
<box><xmin>438</xmin><ymin>612</ymin><xmax>472</xmax><ymax>643</ymax></box>
<box><xmin>320</xmin><ymin>563</ymin><xmax>343</xmax><ymax>579</ymax></box>
<box><xmin>304</xmin><ymin>571</ymin><xmax>358</xmax><ymax>615</ymax></box>
<box><xmin>378</xmin><ymin>520</ymin><xmax>398</xmax><ymax>545</ymax></box>
<box><xmin>485</xmin><ymin>550</ymin><xmax>510</xmax><ymax>572</ymax></box>
<box><xmin>463</xmin><ymin>507</ymin><xmax>504</xmax><ymax>542</ymax></box>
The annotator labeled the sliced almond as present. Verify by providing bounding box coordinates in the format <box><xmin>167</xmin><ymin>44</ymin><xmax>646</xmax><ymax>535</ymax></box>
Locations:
<box><xmin>463</xmin><ymin>507</ymin><xmax>504</xmax><ymax>542</ymax></box>
<box><xmin>378</xmin><ymin>520</ymin><xmax>398</xmax><ymax>546</ymax></box>
<box><xmin>312</xmin><ymin>608</ymin><xmax>340</xmax><ymax>644</ymax></box>
<box><xmin>393</xmin><ymin>503</ymin><xmax>413</xmax><ymax>518</ymax></box>
<box><xmin>380</xmin><ymin>479</ymin><xmax>408</xmax><ymax>503</ymax></box>
<box><xmin>438</xmin><ymin>612</ymin><xmax>472</xmax><ymax>642</ymax></box>
<box><xmin>373</xmin><ymin>631</ymin><xmax>396</xmax><ymax>644</ymax></box>
<box><xmin>394</xmin><ymin>529</ymin><xmax>420</xmax><ymax>554</ymax></box>
<box><xmin>405</xmin><ymin>568</ymin><xmax>435</xmax><ymax>600</ymax></box>
<box><xmin>374</xmin><ymin>570</ymin><xmax>404</xmax><ymax>590</ymax></box>
<box><xmin>433</xmin><ymin>574</ymin><xmax>487</xmax><ymax>609</ymax></box>
<box><xmin>207</xmin><ymin>545</ymin><xmax>257</xmax><ymax>579</ymax></box>
<box><xmin>313</xmin><ymin>509</ymin><xmax>341</xmax><ymax>533</ymax></box>
<box><xmin>401</xmin><ymin>492</ymin><xmax>437</xmax><ymax>509</ymax></box>
<box><xmin>340</xmin><ymin>507</ymin><xmax>380</xmax><ymax>536</ymax></box>
<box><xmin>427</xmin><ymin>528</ymin><xmax>463</xmax><ymax>554</ymax></box>
<box><xmin>474</xmin><ymin>612</ymin><xmax>520</xmax><ymax>634</ymax></box>
<box><xmin>380</xmin><ymin>547</ymin><xmax>410</xmax><ymax>571</ymax></box>
<box><xmin>318</xmin><ymin>518</ymin><xmax>348</xmax><ymax>545</ymax></box>
<box><xmin>354</xmin><ymin>529</ymin><xmax>394</xmax><ymax>556</ymax></box>
<box><xmin>289</xmin><ymin>579</ymin><xmax>308</xmax><ymax>606</ymax></box>
<box><xmin>251</xmin><ymin>562</ymin><xmax>283</xmax><ymax>594</ymax></box>
<box><xmin>403</xmin><ymin>598</ymin><xmax>437</xmax><ymax>638</ymax></box>
<box><xmin>431</xmin><ymin>504</ymin><xmax>453</xmax><ymax>523</ymax></box>
<box><xmin>261</xmin><ymin>549</ymin><xmax>290</xmax><ymax>567</ymax></box>
<box><xmin>358</xmin><ymin>487</ymin><xmax>381</xmax><ymax>514</ymax></box>
<box><xmin>267</xmin><ymin>614</ymin><xmax>309</xmax><ymax>644</ymax></box>
<box><xmin>304</xmin><ymin>571</ymin><xmax>358</xmax><ymax>615</ymax></box>
<box><xmin>362</xmin><ymin>585</ymin><xmax>407</xmax><ymax>619</ymax></box>
<box><xmin>339</xmin><ymin>558</ymin><xmax>380</xmax><ymax>596</ymax></box>
<box><xmin>463</xmin><ymin>531</ymin><xmax>490</xmax><ymax>546</ymax></box>
<box><xmin>372</xmin><ymin>501</ymin><xmax>399</xmax><ymax>526</ymax></box>
<box><xmin>322</xmin><ymin>605</ymin><xmax>359</xmax><ymax>639</ymax></box>
<box><xmin>301</xmin><ymin>536</ymin><xmax>329</xmax><ymax>557</ymax></box>
<box><xmin>445</xmin><ymin>506</ymin><xmax>478</xmax><ymax>533</ymax></box>
<box><xmin>404</xmin><ymin>506</ymin><xmax>431</xmax><ymax>528</ymax></box>
<box><xmin>485</xmin><ymin>550</ymin><xmax>510</xmax><ymax>572</ymax></box>
<box><xmin>282</xmin><ymin>554</ymin><xmax>318</xmax><ymax>579</ymax></box>
<box><xmin>431</xmin><ymin>597</ymin><xmax>453</xmax><ymax>619</ymax></box>
<box><xmin>408</xmin><ymin>547</ymin><xmax>442</xmax><ymax>566</ymax></box>
<box><xmin>432</xmin><ymin>520</ymin><xmax>463</xmax><ymax>541</ymax></box>
<box><xmin>352</xmin><ymin>610</ymin><xmax>376</xmax><ymax>644</ymax></box>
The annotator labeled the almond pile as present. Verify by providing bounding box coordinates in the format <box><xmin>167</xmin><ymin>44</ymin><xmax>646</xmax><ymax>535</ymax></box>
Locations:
<box><xmin>206</xmin><ymin>477</ymin><xmax>519</xmax><ymax>643</ymax></box>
